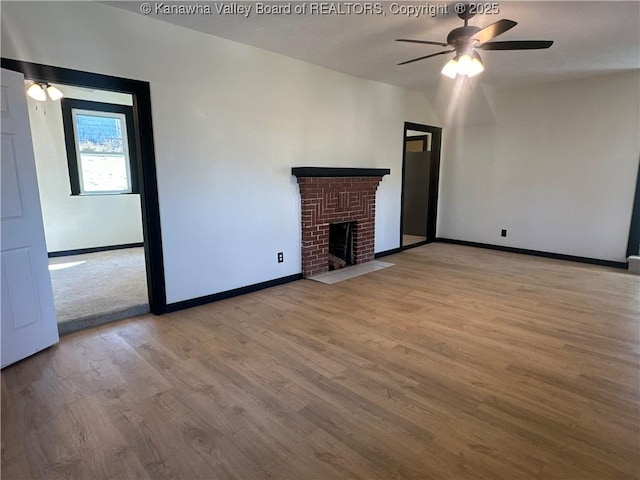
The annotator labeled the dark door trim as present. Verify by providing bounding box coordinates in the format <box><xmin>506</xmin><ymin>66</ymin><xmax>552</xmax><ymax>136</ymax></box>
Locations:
<box><xmin>627</xmin><ymin>156</ymin><xmax>640</xmax><ymax>258</ymax></box>
<box><xmin>400</xmin><ymin>121</ymin><xmax>442</xmax><ymax>249</ymax></box>
<box><xmin>1</xmin><ymin>57</ymin><xmax>167</xmax><ymax>314</ymax></box>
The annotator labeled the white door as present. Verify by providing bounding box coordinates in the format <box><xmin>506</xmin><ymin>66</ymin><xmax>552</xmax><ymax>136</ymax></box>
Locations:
<box><xmin>1</xmin><ymin>68</ymin><xmax>59</xmax><ymax>368</ymax></box>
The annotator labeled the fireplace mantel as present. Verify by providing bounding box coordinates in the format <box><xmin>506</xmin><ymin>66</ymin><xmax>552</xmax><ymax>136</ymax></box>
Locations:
<box><xmin>292</xmin><ymin>167</ymin><xmax>390</xmax><ymax>178</ymax></box>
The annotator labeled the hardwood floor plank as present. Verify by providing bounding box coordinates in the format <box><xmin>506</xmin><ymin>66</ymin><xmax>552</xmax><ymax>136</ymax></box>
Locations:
<box><xmin>1</xmin><ymin>377</ymin><xmax>37</xmax><ymax>480</ymax></box>
<box><xmin>2</xmin><ymin>244</ymin><xmax>638</xmax><ymax>479</ymax></box>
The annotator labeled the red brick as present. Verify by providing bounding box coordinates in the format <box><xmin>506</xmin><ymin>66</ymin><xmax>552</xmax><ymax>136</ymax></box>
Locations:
<box><xmin>296</xmin><ymin>173</ymin><xmax>384</xmax><ymax>278</ymax></box>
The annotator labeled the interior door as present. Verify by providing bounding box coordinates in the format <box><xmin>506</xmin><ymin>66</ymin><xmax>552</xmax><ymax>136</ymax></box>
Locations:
<box><xmin>1</xmin><ymin>68</ymin><xmax>59</xmax><ymax>368</ymax></box>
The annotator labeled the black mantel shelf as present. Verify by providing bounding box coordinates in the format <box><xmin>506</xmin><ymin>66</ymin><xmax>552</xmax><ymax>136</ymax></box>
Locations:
<box><xmin>292</xmin><ymin>167</ymin><xmax>390</xmax><ymax>178</ymax></box>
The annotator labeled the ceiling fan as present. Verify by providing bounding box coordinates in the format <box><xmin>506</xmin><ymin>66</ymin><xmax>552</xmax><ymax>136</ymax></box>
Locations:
<box><xmin>396</xmin><ymin>5</ymin><xmax>553</xmax><ymax>78</ymax></box>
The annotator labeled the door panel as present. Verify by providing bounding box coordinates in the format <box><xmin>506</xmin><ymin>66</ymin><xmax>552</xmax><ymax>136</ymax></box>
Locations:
<box><xmin>1</xmin><ymin>135</ymin><xmax>24</xmax><ymax>219</ymax></box>
<box><xmin>1</xmin><ymin>68</ymin><xmax>59</xmax><ymax>368</ymax></box>
<box><xmin>402</xmin><ymin>151</ymin><xmax>430</xmax><ymax>235</ymax></box>
<box><xmin>2</xmin><ymin>248</ymin><xmax>43</xmax><ymax>329</ymax></box>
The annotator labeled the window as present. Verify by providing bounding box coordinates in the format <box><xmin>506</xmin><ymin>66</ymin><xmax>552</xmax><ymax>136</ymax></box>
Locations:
<box><xmin>61</xmin><ymin>99</ymin><xmax>139</xmax><ymax>195</ymax></box>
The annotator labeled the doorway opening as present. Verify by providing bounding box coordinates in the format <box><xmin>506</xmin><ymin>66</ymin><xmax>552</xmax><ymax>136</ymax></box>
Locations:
<box><xmin>1</xmin><ymin>58</ymin><xmax>166</xmax><ymax>332</ymax></box>
<box><xmin>27</xmin><ymin>82</ymin><xmax>150</xmax><ymax>332</ymax></box>
<box><xmin>400</xmin><ymin>122</ymin><xmax>442</xmax><ymax>249</ymax></box>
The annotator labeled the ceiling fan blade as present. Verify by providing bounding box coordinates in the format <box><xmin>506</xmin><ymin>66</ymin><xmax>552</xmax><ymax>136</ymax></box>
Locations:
<box><xmin>480</xmin><ymin>40</ymin><xmax>554</xmax><ymax>50</ymax></box>
<box><xmin>396</xmin><ymin>39</ymin><xmax>450</xmax><ymax>47</ymax></box>
<box><xmin>472</xmin><ymin>19</ymin><xmax>517</xmax><ymax>44</ymax></box>
<box><xmin>397</xmin><ymin>49</ymin><xmax>456</xmax><ymax>66</ymax></box>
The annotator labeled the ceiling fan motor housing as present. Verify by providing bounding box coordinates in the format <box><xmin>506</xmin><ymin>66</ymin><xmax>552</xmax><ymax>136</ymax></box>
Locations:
<box><xmin>447</xmin><ymin>25</ymin><xmax>482</xmax><ymax>52</ymax></box>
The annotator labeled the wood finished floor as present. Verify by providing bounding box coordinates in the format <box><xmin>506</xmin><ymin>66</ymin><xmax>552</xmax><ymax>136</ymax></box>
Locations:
<box><xmin>2</xmin><ymin>244</ymin><xmax>639</xmax><ymax>480</ymax></box>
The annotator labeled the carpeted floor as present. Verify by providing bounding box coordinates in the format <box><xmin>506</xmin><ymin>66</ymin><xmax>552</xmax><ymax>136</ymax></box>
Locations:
<box><xmin>48</xmin><ymin>247</ymin><xmax>149</xmax><ymax>334</ymax></box>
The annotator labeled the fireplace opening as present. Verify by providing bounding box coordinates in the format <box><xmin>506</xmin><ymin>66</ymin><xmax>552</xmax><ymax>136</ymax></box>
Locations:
<box><xmin>328</xmin><ymin>221</ymin><xmax>355</xmax><ymax>270</ymax></box>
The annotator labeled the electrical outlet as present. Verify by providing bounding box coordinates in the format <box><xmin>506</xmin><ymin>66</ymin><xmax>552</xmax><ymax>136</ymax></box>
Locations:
<box><xmin>277</xmin><ymin>252</ymin><xmax>284</xmax><ymax>263</ymax></box>
<box><xmin>501</xmin><ymin>229</ymin><xmax>507</xmax><ymax>237</ymax></box>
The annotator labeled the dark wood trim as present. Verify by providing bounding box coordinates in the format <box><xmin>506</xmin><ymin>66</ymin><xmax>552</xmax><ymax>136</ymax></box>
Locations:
<box><xmin>399</xmin><ymin>131</ymin><xmax>408</xmax><ymax>248</ymax></box>
<box><xmin>60</xmin><ymin>99</ymin><xmax>82</xmax><ymax>195</ymax></box>
<box><xmin>427</xmin><ymin>128</ymin><xmax>442</xmax><ymax>242</ymax></box>
<box><xmin>60</xmin><ymin>98</ymin><xmax>140</xmax><ymax>195</ymax></box>
<box><xmin>626</xmin><ymin>157</ymin><xmax>640</xmax><ymax>258</ymax></box>
<box><xmin>374</xmin><ymin>247</ymin><xmax>403</xmax><ymax>258</ymax></box>
<box><xmin>131</xmin><ymin>72</ymin><xmax>165</xmax><ymax>314</ymax></box>
<box><xmin>166</xmin><ymin>274</ymin><xmax>303</xmax><ymax>313</ymax></box>
<box><xmin>2</xmin><ymin>57</ymin><xmax>167</xmax><ymax>314</ymax></box>
<box><xmin>436</xmin><ymin>238</ymin><xmax>628</xmax><ymax>269</ymax></box>
<box><xmin>2</xmin><ymin>58</ymin><xmax>147</xmax><ymax>94</ymax></box>
<box><xmin>400</xmin><ymin>240</ymin><xmax>429</xmax><ymax>252</ymax></box>
<box><xmin>377</xmin><ymin>241</ymin><xmax>431</xmax><ymax>259</ymax></box>
<box><xmin>48</xmin><ymin>242</ymin><xmax>144</xmax><ymax>258</ymax></box>
<box><xmin>292</xmin><ymin>167</ymin><xmax>390</xmax><ymax>178</ymax></box>
<box><xmin>400</xmin><ymin>122</ymin><xmax>442</xmax><ymax>248</ymax></box>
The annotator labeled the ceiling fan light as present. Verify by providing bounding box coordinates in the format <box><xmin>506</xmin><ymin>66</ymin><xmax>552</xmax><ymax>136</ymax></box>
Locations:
<box><xmin>46</xmin><ymin>85</ymin><xmax>64</xmax><ymax>101</ymax></box>
<box><xmin>26</xmin><ymin>82</ymin><xmax>47</xmax><ymax>101</ymax></box>
<box><xmin>456</xmin><ymin>54</ymin><xmax>473</xmax><ymax>76</ymax></box>
<box><xmin>468</xmin><ymin>56</ymin><xmax>485</xmax><ymax>77</ymax></box>
<box><xmin>441</xmin><ymin>57</ymin><xmax>459</xmax><ymax>79</ymax></box>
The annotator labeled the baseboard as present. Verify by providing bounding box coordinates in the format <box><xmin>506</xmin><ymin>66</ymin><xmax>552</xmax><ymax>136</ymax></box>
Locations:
<box><xmin>376</xmin><ymin>239</ymin><xmax>436</xmax><ymax>258</ymax></box>
<box><xmin>48</xmin><ymin>242</ymin><xmax>144</xmax><ymax>258</ymax></box>
<box><xmin>435</xmin><ymin>238</ymin><xmax>628</xmax><ymax>269</ymax></box>
<box><xmin>166</xmin><ymin>273</ymin><xmax>303</xmax><ymax>313</ymax></box>
<box><xmin>375</xmin><ymin>247</ymin><xmax>403</xmax><ymax>258</ymax></box>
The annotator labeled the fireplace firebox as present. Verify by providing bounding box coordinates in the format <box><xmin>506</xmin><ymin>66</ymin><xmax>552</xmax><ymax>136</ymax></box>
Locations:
<box><xmin>329</xmin><ymin>221</ymin><xmax>355</xmax><ymax>270</ymax></box>
<box><xmin>292</xmin><ymin>167</ymin><xmax>390</xmax><ymax>278</ymax></box>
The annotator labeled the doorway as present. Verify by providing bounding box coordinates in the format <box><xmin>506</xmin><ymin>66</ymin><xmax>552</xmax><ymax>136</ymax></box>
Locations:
<box><xmin>1</xmin><ymin>58</ymin><xmax>167</xmax><ymax>322</ymax></box>
<box><xmin>400</xmin><ymin>122</ymin><xmax>442</xmax><ymax>248</ymax></box>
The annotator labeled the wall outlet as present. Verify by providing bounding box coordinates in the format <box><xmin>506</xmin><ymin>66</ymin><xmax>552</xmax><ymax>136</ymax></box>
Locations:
<box><xmin>501</xmin><ymin>229</ymin><xmax>507</xmax><ymax>237</ymax></box>
<box><xmin>277</xmin><ymin>252</ymin><xmax>284</xmax><ymax>263</ymax></box>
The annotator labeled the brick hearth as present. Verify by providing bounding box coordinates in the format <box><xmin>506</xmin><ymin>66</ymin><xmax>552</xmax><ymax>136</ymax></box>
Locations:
<box><xmin>292</xmin><ymin>168</ymin><xmax>390</xmax><ymax>278</ymax></box>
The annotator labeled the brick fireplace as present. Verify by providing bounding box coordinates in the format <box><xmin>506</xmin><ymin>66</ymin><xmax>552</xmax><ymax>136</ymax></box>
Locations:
<box><xmin>292</xmin><ymin>167</ymin><xmax>390</xmax><ymax>278</ymax></box>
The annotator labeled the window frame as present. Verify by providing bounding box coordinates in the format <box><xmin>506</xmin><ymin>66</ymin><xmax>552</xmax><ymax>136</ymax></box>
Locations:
<box><xmin>61</xmin><ymin>98</ymin><xmax>140</xmax><ymax>196</ymax></box>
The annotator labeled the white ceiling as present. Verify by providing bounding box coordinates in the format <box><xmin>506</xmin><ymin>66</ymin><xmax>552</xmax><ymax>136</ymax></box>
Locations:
<box><xmin>107</xmin><ymin>1</ymin><xmax>639</xmax><ymax>92</ymax></box>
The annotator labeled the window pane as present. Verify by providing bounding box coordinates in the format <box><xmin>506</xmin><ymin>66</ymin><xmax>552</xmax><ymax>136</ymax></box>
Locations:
<box><xmin>79</xmin><ymin>154</ymin><xmax>129</xmax><ymax>192</ymax></box>
<box><xmin>75</xmin><ymin>114</ymin><xmax>124</xmax><ymax>153</ymax></box>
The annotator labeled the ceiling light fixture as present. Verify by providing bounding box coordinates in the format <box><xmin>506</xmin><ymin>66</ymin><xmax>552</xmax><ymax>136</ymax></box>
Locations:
<box><xmin>46</xmin><ymin>84</ymin><xmax>64</xmax><ymax>101</ymax></box>
<box><xmin>26</xmin><ymin>82</ymin><xmax>64</xmax><ymax>102</ymax></box>
<box><xmin>441</xmin><ymin>52</ymin><xmax>484</xmax><ymax>79</ymax></box>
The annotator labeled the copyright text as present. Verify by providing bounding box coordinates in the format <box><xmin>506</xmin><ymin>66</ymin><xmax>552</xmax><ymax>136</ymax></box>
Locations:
<box><xmin>139</xmin><ymin>2</ymin><xmax>461</xmax><ymax>18</ymax></box>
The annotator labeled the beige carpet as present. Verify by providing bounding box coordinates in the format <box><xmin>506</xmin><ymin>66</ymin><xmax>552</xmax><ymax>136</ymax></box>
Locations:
<box><xmin>48</xmin><ymin>247</ymin><xmax>149</xmax><ymax>334</ymax></box>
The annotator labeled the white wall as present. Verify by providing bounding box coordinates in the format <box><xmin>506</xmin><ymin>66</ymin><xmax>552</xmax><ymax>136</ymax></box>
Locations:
<box><xmin>1</xmin><ymin>1</ymin><xmax>438</xmax><ymax>303</ymax></box>
<box><xmin>27</xmin><ymin>85</ymin><xmax>144</xmax><ymax>252</ymax></box>
<box><xmin>438</xmin><ymin>72</ymin><xmax>640</xmax><ymax>262</ymax></box>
